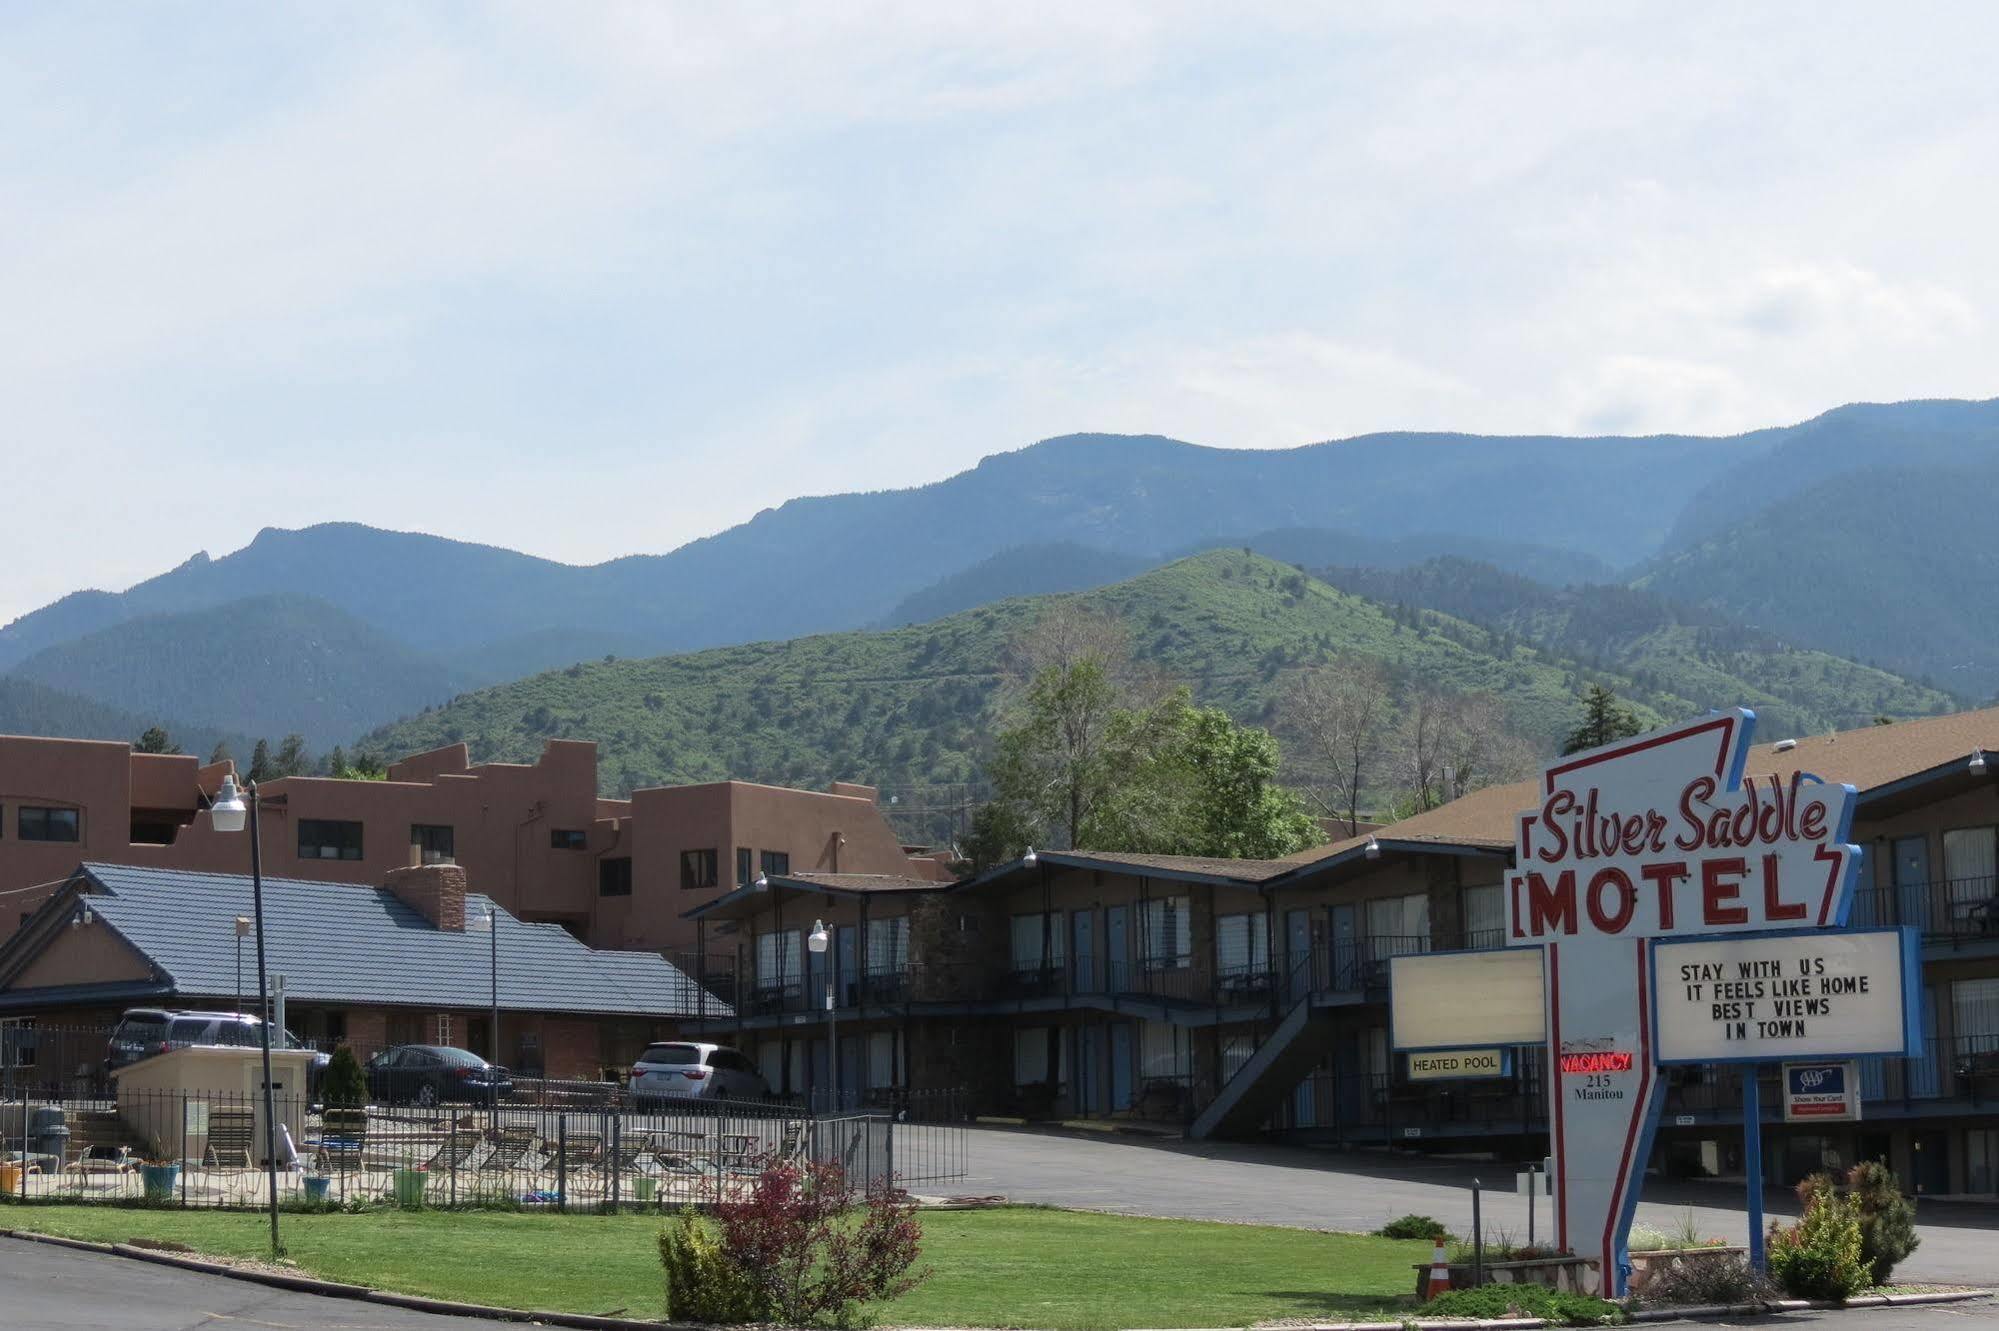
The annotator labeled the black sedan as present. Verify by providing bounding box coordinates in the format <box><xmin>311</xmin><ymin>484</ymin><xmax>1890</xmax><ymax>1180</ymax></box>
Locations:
<box><xmin>364</xmin><ymin>1044</ymin><xmax>514</xmax><ymax>1107</ymax></box>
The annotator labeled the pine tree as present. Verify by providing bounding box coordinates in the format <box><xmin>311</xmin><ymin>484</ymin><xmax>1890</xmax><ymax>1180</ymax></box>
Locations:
<box><xmin>209</xmin><ymin>741</ymin><xmax>233</xmax><ymax>766</ymax></box>
<box><xmin>248</xmin><ymin>739</ymin><xmax>273</xmax><ymax>783</ymax></box>
<box><xmin>1561</xmin><ymin>684</ymin><xmax>1642</xmax><ymax>755</ymax></box>
<box><xmin>134</xmin><ymin>726</ymin><xmax>178</xmax><ymax>755</ymax></box>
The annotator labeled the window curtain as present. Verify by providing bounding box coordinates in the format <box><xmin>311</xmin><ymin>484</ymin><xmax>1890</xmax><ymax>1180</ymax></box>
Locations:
<box><xmin>1462</xmin><ymin>883</ymin><xmax>1504</xmax><ymax>946</ymax></box>
<box><xmin>1140</xmin><ymin>896</ymin><xmax>1191</xmax><ymax>967</ymax></box>
<box><xmin>1366</xmin><ymin>893</ymin><xmax>1431</xmax><ymax>958</ymax></box>
<box><xmin>866</xmin><ymin>916</ymin><xmax>909</xmax><ymax>974</ymax></box>
<box><xmin>1215</xmin><ymin>914</ymin><xmax>1269</xmax><ymax>975</ymax></box>
<box><xmin>1943</xmin><ymin>827</ymin><xmax>1998</xmax><ymax>920</ymax></box>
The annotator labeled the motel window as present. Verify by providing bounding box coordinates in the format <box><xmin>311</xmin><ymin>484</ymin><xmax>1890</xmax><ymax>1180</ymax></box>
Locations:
<box><xmin>755</xmin><ymin>930</ymin><xmax>802</xmax><ymax>984</ymax></box>
<box><xmin>1139</xmin><ymin>896</ymin><xmax>1190</xmax><ymax>969</ymax></box>
<box><xmin>866</xmin><ymin>916</ymin><xmax>909</xmax><ymax>975</ymax></box>
<box><xmin>1138</xmin><ymin>1020</ymin><xmax>1191</xmax><ymax>1081</ymax></box>
<box><xmin>1010</xmin><ymin>912</ymin><xmax>1065</xmax><ymax>971</ymax></box>
<box><xmin>680</xmin><ymin>848</ymin><xmax>719</xmax><ymax>891</ymax></box>
<box><xmin>550</xmin><ymin>829</ymin><xmax>588</xmax><ymax>850</ymax></box>
<box><xmin>1365</xmin><ymin>893</ymin><xmax>1431</xmax><ymax>958</ymax></box>
<box><xmin>598</xmin><ymin>858</ymin><xmax>633</xmax><ymax>897</ymax></box>
<box><xmin>1215</xmin><ymin>914</ymin><xmax>1269</xmax><ymax>978</ymax></box>
<box><xmin>1462</xmin><ymin>883</ymin><xmax>1505</xmax><ymax>949</ymax></box>
<box><xmin>1012</xmin><ymin>1027</ymin><xmax>1053</xmax><ymax>1088</ymax></box>
<box><xmin>297</xmin><ymin>819</ymin><xmax>362</xmax><ymax>861</ymax></box>
<box><xmin>412</xmin><ymin>824</ymin><xmax>455</xmax><ymax>865</ymax></box>
<box><xmin>736</xmin><ymin>847</ymin><xmax>753</xmax><ymax>887</ymax></box>
<box><xmin>867</xmin><ymin>1030</ymin><xmax>904</xmax><ymax>1089</ymax></box>
<box><xmin>17</xmin><ymin>806</ymin><xmax>79</xmax><ymax>843</ymax></box>
<box><xmin>1942</xmin><ymin>827</ymin><xmax>1998</xmax><ymax>922</ymax></box>
<box><xmin>760</xmin><ymin>849</ymin><xmax>790</xmax><ymax>876</ymax></box>
<box><xmin>1953</xmin><ymin>978</ymin><xmax>1999</xmax><ymax>1062</ymax></box>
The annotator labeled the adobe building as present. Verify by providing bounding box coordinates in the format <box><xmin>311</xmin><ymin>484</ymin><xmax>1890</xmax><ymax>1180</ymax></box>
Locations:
<box><xmin>0</xmin><ymin>735</ymin><xmax>949</xmax><ymax>955</ymax></box>
<box><xmin>0</xmin><ymin>862</ymin><xmax>719</xmax><ymax>1084</ymax></box>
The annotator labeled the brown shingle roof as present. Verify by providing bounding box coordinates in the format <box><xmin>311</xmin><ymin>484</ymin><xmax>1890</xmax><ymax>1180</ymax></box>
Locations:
<box><xmin>1050</xmin><ymin>850</ymin><xmax>1298</xmax><ymax>884</ymax></box>
<box><xmin>1288</xmin><ymin>704</ymin><xmax>1999</xmax><ymax>865</ymax></box>
<box><xmin>776</xmin><ymin>872</ymin><xmax>948</xmax><ymax>893</ymax></box>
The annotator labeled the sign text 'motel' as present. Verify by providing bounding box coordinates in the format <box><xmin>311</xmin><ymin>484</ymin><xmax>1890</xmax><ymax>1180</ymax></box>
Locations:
<box><xmin>1389</xmin><ymin>708</ymin><xmax>1919</xmax><ymax>1297</ymax></box>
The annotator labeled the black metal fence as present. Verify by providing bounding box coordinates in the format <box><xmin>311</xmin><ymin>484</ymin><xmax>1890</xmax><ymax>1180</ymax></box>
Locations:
<box><xmin>0</xmin><ymin>1086</ymin><xmax>967</xmax><ymax>1211</ymax></box>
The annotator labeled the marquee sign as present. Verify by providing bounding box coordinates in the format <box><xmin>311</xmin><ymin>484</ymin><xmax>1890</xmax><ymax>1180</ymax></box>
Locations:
<box><xmin>1387</xmin><ymin>705</ymin><xmax>1926</xmax><ymax>1296</ymax></box>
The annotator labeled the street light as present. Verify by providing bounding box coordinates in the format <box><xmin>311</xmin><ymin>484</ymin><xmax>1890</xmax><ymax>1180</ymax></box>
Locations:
<box><xmin>472</xmin><ymin>905</ymin><xmax>501</xmax><ymax>1129</ymax></box>
<box><xmin>234</xmin><ymin>916</ymin><xmax>252</xmax><ymax>1014</ymax></box>
<box><xmin>209</xmin><ymin>774</ymin><xmax>283</xmax><ymax>1256</ymax></box>
<box><xmin>807</xmin><ymin>919</ymin><xmax>835</xmax><ymax>1111</ymax></box>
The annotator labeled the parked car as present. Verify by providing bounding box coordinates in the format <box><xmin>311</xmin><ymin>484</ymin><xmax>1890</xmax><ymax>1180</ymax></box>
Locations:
<box><xmin>365</xmin><ymin>1044</ymin><xmax>514</xmax><ymax>1107</ymax></box>
<box><xmin>106</xmin><ymin>1008</ymin><xmax>331</xmax><ymax>1093</ymax></box>
<box><xmin>629</xmin><ymin>1041</ymin><xmax>770</xmax><ymax>1109</ymax></box>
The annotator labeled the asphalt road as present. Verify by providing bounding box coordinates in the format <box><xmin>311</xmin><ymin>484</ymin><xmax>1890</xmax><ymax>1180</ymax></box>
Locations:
<box><xmin>0</xmin><ymin>1239</ymin><xmax>494</xmax><ymax>1331</ymax></box>
<box><xmin>958</xmin><ymin>1127</ymin><xmax>1999</xmax><ymax>1287</ymax></box>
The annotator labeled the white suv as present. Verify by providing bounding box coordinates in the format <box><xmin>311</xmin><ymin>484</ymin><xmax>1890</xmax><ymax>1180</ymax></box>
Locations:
<box><xmin>629</xmin><ymin>1042</ymin><xmax>770</xmax><ymax>1109</ymax></box>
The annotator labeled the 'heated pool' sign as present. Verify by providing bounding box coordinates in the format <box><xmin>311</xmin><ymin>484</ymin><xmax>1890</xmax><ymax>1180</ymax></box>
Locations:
<box><xmin>1506</xmin><ymin>710</ymin><xmax>1865</xmax><ymax>1292</ymax></box>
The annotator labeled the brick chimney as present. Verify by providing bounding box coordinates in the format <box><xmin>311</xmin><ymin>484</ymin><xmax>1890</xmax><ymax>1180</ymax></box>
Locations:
<box><xmin>384</xmin><ymin>863</ymin><xmax>467</xmax><ymax>932</ymax></box>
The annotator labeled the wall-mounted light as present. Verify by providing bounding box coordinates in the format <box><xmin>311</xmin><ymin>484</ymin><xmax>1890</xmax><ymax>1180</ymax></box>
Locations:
<box><xmin>1364</xmin><ymin>836</ymin><xmax>1382</xmax><ymax>860</ymax></box>
<box><xmin>1022</xmin><ymin>847</ymin><xmax>1038</xmax><ymax>869</ymax></box>
<box><xmin>753</xmin><ymin>872</ymin><xmax>769</xmax><ymax>891</ymax></box>
<box><xmin>1971</xmin><ymin>748</ymin><xmax>1988</xmax><ymax>777</ymax></box>
<box><xmin>72</xmin><ymin>902</ymin><xmax>94</xmax><ymax>929</ymax></box>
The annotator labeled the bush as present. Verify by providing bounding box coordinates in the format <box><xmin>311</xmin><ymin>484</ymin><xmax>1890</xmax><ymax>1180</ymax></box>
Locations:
<box><xmin>661</xmin><ymin>1155</ymin><xmax>928</xmax><ymax>1326</ymax></box>
<box><xmin>1767</xmin><ymin>1187</ymin><xmax>1868</xmax><ymax>1301</ymax></box>
<box><xmin>1377</xmin><ymin>1213</ymin><xmax>1449</xmax><ymax>1240</ymax></box>
<box><xmin>1637</xmin><ymin>1252</ymin><xmax>1775</xmax><ymax>1307</ymax></box>
<box><xmin>661</xmin><ymin>1209</ymin><xmax>758</xmax><ymax>1325</ymax></box>
<box><xmin>1803</xmin><ymin>1163</ymin><xmax>1919</xmax><ymax>1285</ymax></box>
<box><xmin>1426</xmin><ymin>1284</ymin><xmax>1621</xmax><ymax>1325</ymax></box>
<box><xmin>322</xmin><ymin>1046</ymin><xmax>367</xmax><ymax>1108</ymax></box>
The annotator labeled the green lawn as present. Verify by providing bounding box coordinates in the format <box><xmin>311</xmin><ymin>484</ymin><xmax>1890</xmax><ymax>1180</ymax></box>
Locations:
<box><xmin>0</xmin><ymin>1203</ymin><xmax>1427</xmax><ymax>1328</ymax></box>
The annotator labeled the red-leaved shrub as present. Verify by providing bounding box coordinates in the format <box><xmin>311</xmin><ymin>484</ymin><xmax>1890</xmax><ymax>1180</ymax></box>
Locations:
<box><xmin>687</xmin><ymin>1154</ymin><xmax>926</xmax><ymax>1326</ymax></box>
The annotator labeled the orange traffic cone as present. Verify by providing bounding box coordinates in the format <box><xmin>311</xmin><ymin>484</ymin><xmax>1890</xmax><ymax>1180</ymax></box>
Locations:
<box><xmin>1427</xmin><ymin>1238</ymin><xmax>1452</xmax><ymax>1299</ymax></box>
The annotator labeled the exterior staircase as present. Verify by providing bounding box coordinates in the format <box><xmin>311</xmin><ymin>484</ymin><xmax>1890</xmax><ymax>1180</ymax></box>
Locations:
<box><xmin>1188</xmin><ymin>995</ymin><xmax>1338</xmax><ymax>1140</ymax></box>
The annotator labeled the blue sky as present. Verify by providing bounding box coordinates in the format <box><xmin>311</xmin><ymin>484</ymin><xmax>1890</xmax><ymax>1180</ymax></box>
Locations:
<box><xmin>3</xmin><ymin>3</ymin><xmax>1996</xmax><ymax>622</ymax></box>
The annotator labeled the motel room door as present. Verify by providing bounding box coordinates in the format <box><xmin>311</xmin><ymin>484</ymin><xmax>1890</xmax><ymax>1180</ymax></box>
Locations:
<box><xmin>1893</xmin><ymin>836</ymin><xmax>1932</xmax><ymax>934</ymax></box>
<box><xmin>1073</xmin><ymin>909</ymin><xmax>1098</xmax><ymax>992</ymax></box>
<box><xmin>1329</xmin><ymin>904</ymin><xmax>1359</xmax><ymax>992</ymax></box>
<box><xmin>1077</xmin><ymin>1023</ymin><xmax>1104</xmax><ymax>1113</ymax></box>
<box><xmin>836</xmin><ymin>926</ymin><xmax>858</xmax><ymax>1006</ymax></box>
<box><xmin>1109</xmin><ymin>1023</ymin><xmax>1134</xmax><ymax>1111</ymax></box>
<box><xmin>1286</xmin><ymin>909</ymin><xmax>1313</xmax><ymax>1002</ymax></box>
<box><xmin>1106</xmin><ymin>906</ymin><xmax>1131</xmax><ymax>993</ymax></box>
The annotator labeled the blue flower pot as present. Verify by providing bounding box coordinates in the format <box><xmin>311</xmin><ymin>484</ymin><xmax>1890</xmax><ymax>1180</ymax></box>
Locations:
<box><xmin>141</xmin><ymin>1163</ymin><xmax>180</xmax><ymax>1201</ymax></box>
<box><xmin>304</xmin><ymin>1175</ymin><xmax>332</xmax><ymax>1202</ymax></box>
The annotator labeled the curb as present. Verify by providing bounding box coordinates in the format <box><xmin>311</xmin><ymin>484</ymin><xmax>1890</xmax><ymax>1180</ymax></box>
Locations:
<box><xmin>1</xmin><ymin>1230</ymin><xmax>688</xmax><ymax>1330</ymax></box>
<box><xmin>1625</xmin><ymin>1288</ymin><xmax>1989</xmax><ymax>1322</ymax></box>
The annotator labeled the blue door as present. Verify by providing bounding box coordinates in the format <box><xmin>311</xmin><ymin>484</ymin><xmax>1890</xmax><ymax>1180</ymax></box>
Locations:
<box><xmin>1109</xmin><ymin>1024</ymin><xmax>1134</xmax><ymax>1111</ymax></box>
<box><xmin>1894</xmin><ymin>837</ymin><xmax>1932</xmax><ymax>935</ymax></box>
<box><xmin>839</xmin><ymin>1035</ymin><xmax>864</xmax><ymax>1108</ymax></box>
<box><xmin>1287</xmin><ymin>909</ymin><xmax>1312</xmax><ymax>1001</ymax></box>
<box><xmin>837</xmin><ymin>926</ymin><xmax>858</xmax><ymax>1005</ymax></box>
<box><xmin>1073</xmin><ymin>910</ymin><xmax>1098</xmax><ymax>992</ymax></box>
<box><xmin>1907</xmin><ymin>986</ymin><xmax>1944</xmax><ymax>1099</ymax></box>
<box><xmin>1078</xmin><ymin>1025</ymin><xmax>1103</xmax><ymax>1113</ymax></box>
<box><xmin>1106</xmin><ymin>906</ymin><xmax>1131</xmax><ymax>992</ymax></box>
<box><xmin>1330</xmin><ymin>904</ymin><xmax>1358</xmax><ymax>991</ymax></box>
<box><xmin>1292</xmin><ymin>1069</ymin><xmax>1317</xmax><ymax>1126</ymax></box>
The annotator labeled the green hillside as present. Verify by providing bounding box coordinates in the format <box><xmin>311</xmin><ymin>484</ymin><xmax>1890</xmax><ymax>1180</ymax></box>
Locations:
<box><xmin>363</xmin><ymin>552</ymin><xmax>1950</xmax><ymax>834</ymax></box>
<box><xmin>1318</xmin><ymin>558</ymin><xmax>1958</xmax><ymax>736</ymax></box>
<box><xmin>0</xmin><ymin>676</ymin><xmax>246</xmax><ymax>758</ymax></box>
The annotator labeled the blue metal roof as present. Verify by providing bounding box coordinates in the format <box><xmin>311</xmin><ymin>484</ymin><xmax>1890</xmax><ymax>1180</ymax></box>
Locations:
<box><xmin>51</xmin><ymin>863</ymin><xmax>716</xmax><ymax>1019</ymax></box>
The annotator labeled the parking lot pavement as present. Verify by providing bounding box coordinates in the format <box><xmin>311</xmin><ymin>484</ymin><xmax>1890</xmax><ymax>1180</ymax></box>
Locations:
<box><xmin>0</xmin><ymin>1238</ymin><xmax>492</xmax><ymax>1331</ymax></box>
<box><xmin>957</xmin><ymin>1126</ymin><xmax>1999</xmax><ymax>1287</ymax></box>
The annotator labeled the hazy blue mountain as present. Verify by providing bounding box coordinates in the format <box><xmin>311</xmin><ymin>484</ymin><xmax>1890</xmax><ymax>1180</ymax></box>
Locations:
<box><xmin>0</xmin><ymin>676</ymin><xmax>245</xmax><ymax>760</ymax></box>
<box><xmin>1</xmin><ymin>396</ymin><xmax>1993</xmax><ymax>743</ymax></box>
<box><xmin>7</xmin><ymin>594</ymin><xmax>470</xmax><ymax>748</ymax></box>
<box><xmin>1635</xmin><ymin>462</ymin><xmax>1999</xmax><ymax>697</ymax></box>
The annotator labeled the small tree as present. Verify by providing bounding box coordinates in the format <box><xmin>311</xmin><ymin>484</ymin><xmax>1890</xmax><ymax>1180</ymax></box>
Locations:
<box><xmin>1561</xmin><ymin>684</ymin><xmax>1642</xmax><ymax>755</ymax></box>
<box><xmin>135</xmin><ymin>726</ymin><xmax>180</xmax><ymax>755</ymax></box>
<box><xmin>321</xmin><ymin>1045</ymin><xmax>367</xmax><ymax>1109</ymax></box>
<box><xmin>1800</xmin><ymin>1163</ymin><xmax>1918</xmax><ymax>1285</ymax></box>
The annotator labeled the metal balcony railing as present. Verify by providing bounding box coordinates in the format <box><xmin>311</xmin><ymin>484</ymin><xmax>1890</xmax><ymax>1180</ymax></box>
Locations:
<box><xmin>1849</xmin><ymin>877</ymin><xmax>1999</xmax><ymax>943</ymax></box>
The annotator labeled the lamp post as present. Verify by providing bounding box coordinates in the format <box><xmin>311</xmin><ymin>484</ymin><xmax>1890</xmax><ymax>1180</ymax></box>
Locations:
<box><xmin>209</xmin><ymin>774</ymin><xmax>282</xmax><ymax>1256</ymax></box>
<box><xmin>476</xmin><ymin>905</ymin><xmax>500</xmax><ymax>1130</ymax></box>
<box><xmin>234</xmin><ymin>916</ymin><xmax>251</xmax><ymax>1014</ymax></box>
<box><xmin>808</xmin><ymin>919</ymin><xmax>835</xmax><ymax>1111</ymax></box>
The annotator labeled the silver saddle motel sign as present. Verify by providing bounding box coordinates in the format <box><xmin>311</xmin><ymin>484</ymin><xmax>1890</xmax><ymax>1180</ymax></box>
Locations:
<box><xmin>1389</xmin><ymin>708</ymin><xmax>1920</xmax><ymax>1295</ymax></box>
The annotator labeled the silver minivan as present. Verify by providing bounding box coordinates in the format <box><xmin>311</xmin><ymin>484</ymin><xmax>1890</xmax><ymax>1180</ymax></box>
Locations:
<box><xmin>628</xmin><ymin>1041</ymin><xmax>770</xmax><ymax>1109</ymax></box>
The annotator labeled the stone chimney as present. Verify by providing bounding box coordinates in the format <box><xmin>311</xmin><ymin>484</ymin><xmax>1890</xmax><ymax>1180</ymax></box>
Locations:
<box><xmin>384</xmin><ymin>863</ymin><xmax>467</xmax><ymax>932</ymax></box>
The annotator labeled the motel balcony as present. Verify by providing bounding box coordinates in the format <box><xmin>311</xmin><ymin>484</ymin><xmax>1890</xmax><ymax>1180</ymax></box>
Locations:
<box><xmin>1849</xmin><ymin>878</ymin><xmax>1999</xmax><ymax>950</ymax></box>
